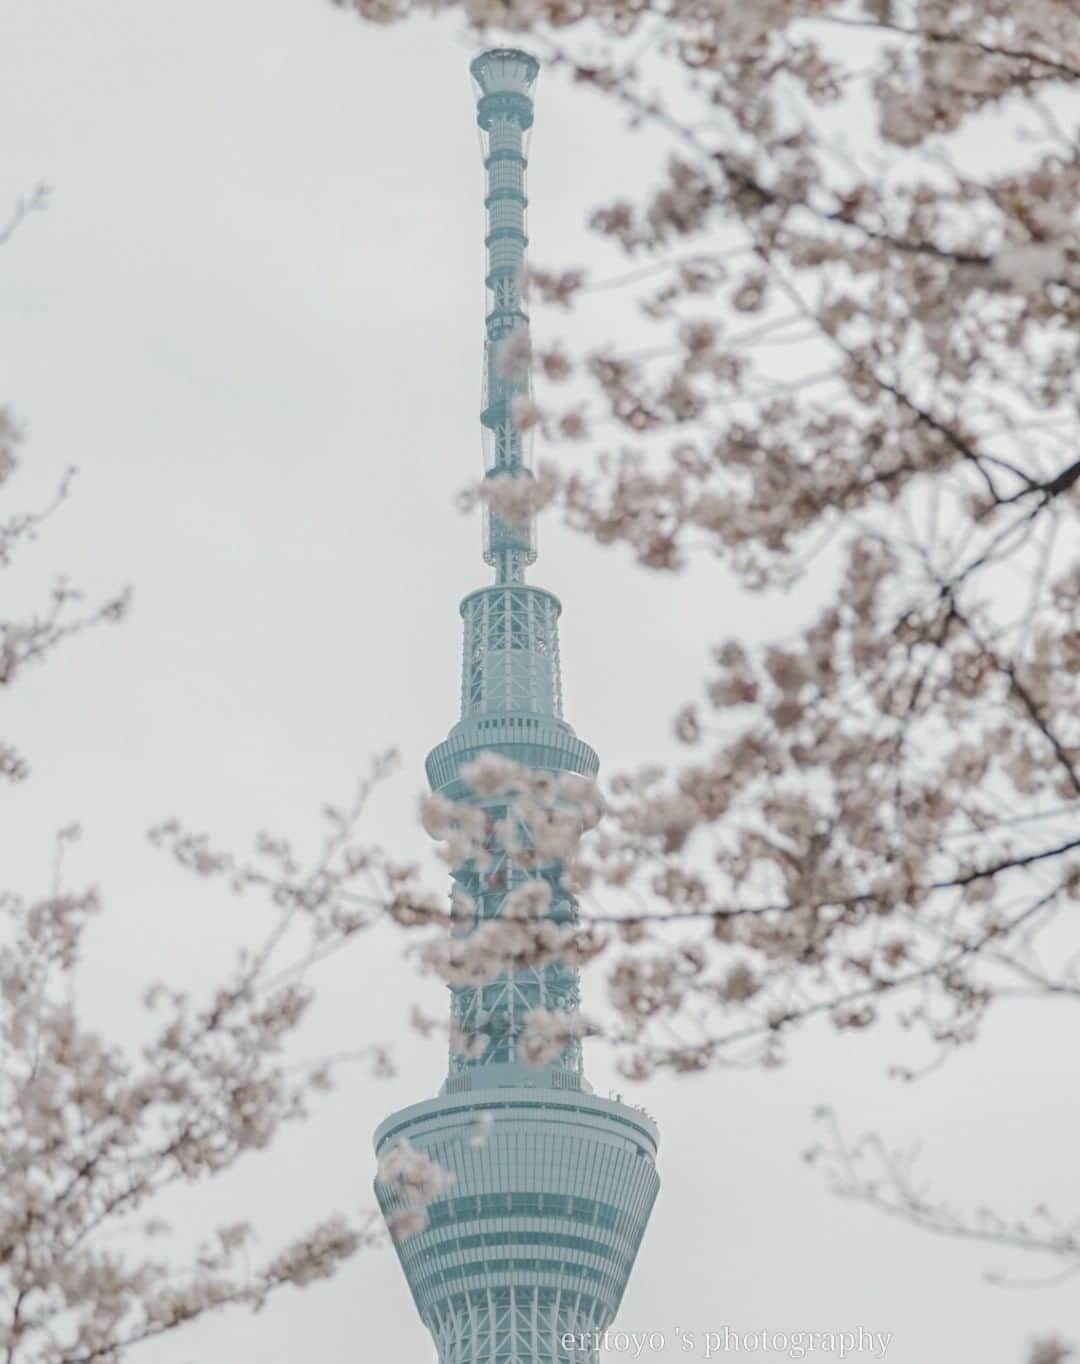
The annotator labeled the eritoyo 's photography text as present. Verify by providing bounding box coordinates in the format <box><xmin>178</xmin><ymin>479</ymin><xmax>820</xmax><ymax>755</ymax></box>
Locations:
<box><xmin>562</xmin><ymin>1328</ymin><xmax>893</xmax><ymax>1360</ymax></box>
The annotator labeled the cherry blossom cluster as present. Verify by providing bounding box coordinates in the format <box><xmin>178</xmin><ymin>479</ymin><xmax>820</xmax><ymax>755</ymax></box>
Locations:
<box><xmin>376</xmin><ymin>1139</ymin><xmax>457</xmax><ymax>1239</ymax></box>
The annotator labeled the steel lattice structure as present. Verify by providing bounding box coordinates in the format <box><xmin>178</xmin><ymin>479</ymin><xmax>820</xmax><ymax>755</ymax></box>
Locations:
<box><xmin>375</xmin><ymin>49</ymin><xmax>660</xmax><ymax>1364</ymax></box>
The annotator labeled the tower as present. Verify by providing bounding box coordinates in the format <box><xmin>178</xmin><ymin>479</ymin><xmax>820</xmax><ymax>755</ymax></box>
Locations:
<box><xmin>374</xmin><ymin>50</ymin><xmax>659</xmax><ymax>1364</ymax></box>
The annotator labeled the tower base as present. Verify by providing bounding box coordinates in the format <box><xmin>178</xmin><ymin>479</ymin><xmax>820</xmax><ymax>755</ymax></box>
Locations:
<box><xmin>374</xmin><ymin>1089</ymin><xmax>660</xmax><ymax>1364</ymax></box>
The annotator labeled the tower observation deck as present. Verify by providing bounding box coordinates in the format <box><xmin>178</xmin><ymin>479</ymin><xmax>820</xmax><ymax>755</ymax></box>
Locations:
<box><xmin>374</xmin><ymin>50</ymin><xmax>659</xmax><ymax>1364</ymax></box>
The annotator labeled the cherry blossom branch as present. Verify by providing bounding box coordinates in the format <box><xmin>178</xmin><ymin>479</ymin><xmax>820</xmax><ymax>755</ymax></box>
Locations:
<box><xmin>808</xmin><ymin>1107</ymin><xmax>1080</xmax><ymax>1271</ymax></box>
<box><xmin>0</xmin><ymin>186</ymin><xmax>49</xmax><ymax>248</ymax></box>
<box><xmin>813</xmin><ymin>15</ymin><xmax>1080</xmax><ymax>85</ymax></box>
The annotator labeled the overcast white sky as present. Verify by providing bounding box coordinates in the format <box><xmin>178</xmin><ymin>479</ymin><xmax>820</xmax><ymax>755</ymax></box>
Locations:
<box><xmin>3</xmin><ymin>2</ymin><xmax>1077</xmax><ymax>1361</ymax></box>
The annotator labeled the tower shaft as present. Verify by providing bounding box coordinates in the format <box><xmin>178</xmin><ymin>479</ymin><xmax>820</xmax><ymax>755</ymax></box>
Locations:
<box><xmin>375</xmin><ymin>50</ymin><xmax>659</xmax><ymax>1364</ymax></box>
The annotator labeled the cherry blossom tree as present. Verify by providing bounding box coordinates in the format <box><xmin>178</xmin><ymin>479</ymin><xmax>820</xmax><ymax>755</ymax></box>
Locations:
<box><xmin>1</xmin><ymin>200</ymin><xmax>414</xmax><ymax>1363</ymax></box>
<box><xmin>329</xmin><ymin>0</ymin><xmax>1080</xmax><ymax>1070</ymax></box>
<box><xmin>339</xmin><ymin>0</ymin><xmax>1079</xmax><ymax>1083</ymax></box>
<box><xmin>0</xmin><ymin>464</ymin><xmax>377</xmax><ymax>1358</ymax></box>
<box><xmin>332</xmin><ymin>3</ymin><xmax>1079</xmax><ymax>1354</ymax></box>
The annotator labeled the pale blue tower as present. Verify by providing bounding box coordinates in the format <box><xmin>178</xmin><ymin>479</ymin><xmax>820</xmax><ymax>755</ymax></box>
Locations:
<box><xmin>375</xmin><ymin>50</ymin><xmax>659</xmax><ymax>1364</ymax></box>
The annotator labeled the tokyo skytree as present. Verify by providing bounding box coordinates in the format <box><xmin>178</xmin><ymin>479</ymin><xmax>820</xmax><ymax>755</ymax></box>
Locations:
<box><xmin>374</xmin><ymin>48</ymin><xmax>660</xmax><ymax>1364</ymax></box>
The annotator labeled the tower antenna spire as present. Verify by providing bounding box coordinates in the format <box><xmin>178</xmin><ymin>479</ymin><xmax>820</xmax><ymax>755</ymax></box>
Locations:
<box><xmin>472</xmin><ymin>47</ymin><xmax>540</xmax><ymax>587</ymax></box>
